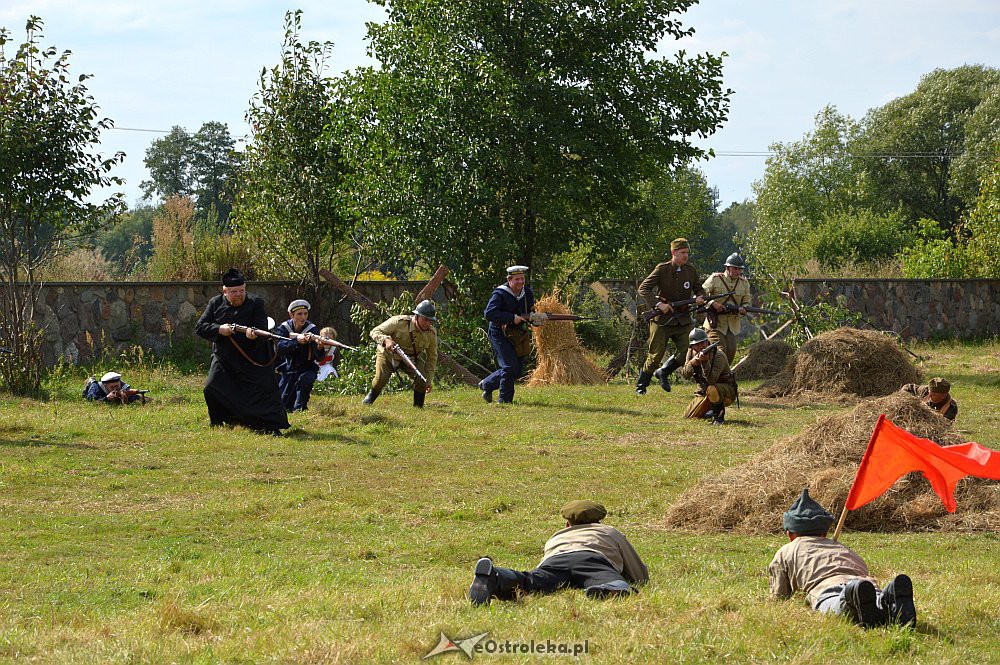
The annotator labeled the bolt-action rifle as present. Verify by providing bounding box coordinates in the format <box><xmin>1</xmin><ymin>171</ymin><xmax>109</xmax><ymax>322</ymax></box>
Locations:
<box><xmin>641</xmin><ymin>292</ymin><xmax>735</xmax><ymax>323</ymax></box>
<box><xmin>229</xmin><ymin>324</ymin><xmax>356</xmax><ymax>351</ymax></box>
<box><xmin>506</xmin><ymin>311</ymin><xmax>597</xmax><ymax>334</ymax></box>
<box><xmin>284</xmin><ymin>330</ymin><xmax>357</xmax><ymax>351</ymax></box>
<box><xmin>391</xmin><ymin>343</ymin><xmax>428</xmax><ymax>384</ymax></box>
<box><xmin>700</xmin><ymin>303</ymin><xmax>789</xmax><ymax>327</ymax></box>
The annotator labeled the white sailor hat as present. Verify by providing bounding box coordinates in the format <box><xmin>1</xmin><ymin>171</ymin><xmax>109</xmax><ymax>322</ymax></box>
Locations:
<box><xmin>288</xmin><ymin>299</ymin><xmax>311</xmax><ymax>313</ymax></box>
<box><xmin>100</xmin><ymin>371</ymin><xmax>122</xmax><ymax>383</ymax></box>
<box><xmin>506</xmin><ymin>265</ymin><xmax>530</xmax><ymax>276</ymax></box>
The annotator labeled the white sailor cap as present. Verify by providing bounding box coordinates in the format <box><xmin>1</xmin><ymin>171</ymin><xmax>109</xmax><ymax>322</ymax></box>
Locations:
<box><xmin>506</xmin><ymin>265</ymin><xmax>530</xmax><ymax>276</ymax></box>
<box><xmin>100</xmin><ymin>371</ymin><xmax>122</xmax><ymax>383</ymax></box>
<box><xmin>288</xmin><ymin>299</ymin><xmax>311</xmax><ymax>313</ymax></box>
<box><xmin>267</xmin><ymin>317</ymin><xmax>276</xmax><ymax>330</ymax></box>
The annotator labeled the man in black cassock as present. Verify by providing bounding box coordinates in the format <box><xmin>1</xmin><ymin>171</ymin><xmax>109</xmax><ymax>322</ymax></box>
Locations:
<box><xmin>195</xmin><ymin>268</ymin><xmax>290</xmax><ymax>434</ymax></box>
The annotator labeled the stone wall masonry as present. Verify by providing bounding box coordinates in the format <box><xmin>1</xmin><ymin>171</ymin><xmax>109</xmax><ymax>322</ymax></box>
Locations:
<box><xmin>31</xmin><ymin>280</ymin><xmax>435</xmax><ymax>367</ymax></box>
<box><xmin>793</xmin><ymin>278</ymin><xmax>1000</xmax><ymax>340</ymax></box>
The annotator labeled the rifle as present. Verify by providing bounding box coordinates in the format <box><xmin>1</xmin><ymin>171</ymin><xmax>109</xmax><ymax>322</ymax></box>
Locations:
<box><xmin>285</xmin><ymin>330</ymin><xmax>357</xmax><ymax>351</ymax></box>
<box><xmin>700</xmin><ymin>303</ymin><xmax>789</xmax><ymax>327</ymax></box>
<box><xmin>230</xmin><ymin>323</ymin><xmax>358</xmax><ymax>351</ymax></box>
<box><xmin>641</xmin><ymin>292</ymin><xmax>735</xmax><ymax>323</ymax></box>
<box><xmin>391</xmin><ymin>343</ymin><xmax>428</xmax><ymax>384</ymax></box>
<box><xmin>108</xmin><ymin>388</ymin><xmax>149</xmax><ymax>404</ymax></box>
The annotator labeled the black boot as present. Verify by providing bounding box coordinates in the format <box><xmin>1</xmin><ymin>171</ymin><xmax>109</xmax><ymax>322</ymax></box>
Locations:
<box><xmin>843</xmin><ymin>579</ymin><xmax>882</xmax><ymax>628</ymax></box>
<box><xmin>478</xmin><ymin>380</ymin><xmax>493</xmax><ymax>403</ymax></box>
<box><xmin>362</xmin><ymin>389</ymin><xmax>381</xmax><ymax>405</ymax></box>
<box><xmin>635</xmin><ymin>371</ymin><xmax>653</xmax><ymax>395</ymax></box>
<box><xmin>710</xmin><ymin>405</ymin><xmax>726</xmax><ymax>425</ymax></box>
<box><xmin>413</xmin><ymin>390</ymin><xmax>426</xmax><ymax>408</ymax></box>
<box><xmin>585</xmin><ymin>580</ymin><xmax>634</xmax><ymax>599</ymax></box>
<box><xmin>654</xmin><ymin>355</ymin><xmax>682</xmax><ymax>392</ymax></box>
<box><xmin>469</xmin><ymin>557</ymin><xmax>522</xmax><ymax>605</ymax></box>
<box><xmin>881</xmin><ymin>574</ymin><xmax>916</xmax><ymax>627</ymax></box>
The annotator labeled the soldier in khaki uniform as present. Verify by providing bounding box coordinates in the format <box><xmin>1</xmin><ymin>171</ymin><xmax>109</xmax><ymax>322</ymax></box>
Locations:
<box><xmin>635</xmin><ymin>238</ymin><xmax>705</xmax><ymax>394</ymax></box>
<box><xmin>702</xmin><ymin>253</ymin><xmax>752</xmax><ymax>363</ymax></box>
<box><xmin>900</xmin><ymin>377</ymin><xmax>958</xmax><ymax>421</ymax></box>
<box><xmin>679</xmin><ymin>328</ymin><xmax>737</xmax><ymax>425</ymax></box>
<box><xmin>363</xmin><ymin>299</ymin><xmax>438</xmax><ymax>408</ymax></box>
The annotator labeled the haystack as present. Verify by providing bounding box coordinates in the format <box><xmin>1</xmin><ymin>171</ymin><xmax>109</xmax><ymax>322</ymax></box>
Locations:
<box><xmin>733</xmin><ymin>339</ymin><xmax>794</xmax><ymax>381</ymax></box>
<box><xmin>527</xmin><ymin>295</ymin><xmax>605</xmax><ymax>386</ymax></box>
<box><xmin>759</xmin><ymin>328</ymin><xmax>921</xmax><ymax>398</ymax></box>
<box><xmin>664</xmin><ymin>392</ymin><xmax>998</xmax><ymax>534</ymax></box>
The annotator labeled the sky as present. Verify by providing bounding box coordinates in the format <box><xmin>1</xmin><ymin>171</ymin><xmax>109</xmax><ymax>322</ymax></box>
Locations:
<box><xmin>2</xmin><ymin>1</ymin><xmax>998</xmax><ymax>210</ymax></box>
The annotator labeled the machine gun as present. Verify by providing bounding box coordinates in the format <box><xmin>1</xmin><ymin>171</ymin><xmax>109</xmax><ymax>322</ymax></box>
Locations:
<box><xmin>641</xmin><ymin>292</ymin><xmax>735</xmax><ymax>323</ymax></box>
<box><xmin>391</xmin><ymin>343</ymin><xmax>428</xmax><ymax>384</ymax></box>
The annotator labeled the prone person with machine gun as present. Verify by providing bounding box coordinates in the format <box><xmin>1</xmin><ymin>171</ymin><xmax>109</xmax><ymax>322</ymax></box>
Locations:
<box><xmin>194</xmin><ymin>268</ymin><xmax>290</xmax><ymax>435</ymax></box>
<box><xmin>83</xmin><ymin>371</ymin><xmax>149</xmax><ymax>405</ymax></box>
<box><xmin>678</xmin><ymin>328</ymin><xmax>738</xmax><ymax>425</ymax></box>
<box><xmin>273</xmin><ymin>299</ymin><xmax>356</xmax><ymax>412</ymax></box>
<box><xmin>635</xmin><ymin>238</ymin><xmax>708</xmax><ymax>394</ymax></box>
<box><xmin>363</xmin><ymin>299</ymin><xmax>438</xmax><ymax>408</ymax></box>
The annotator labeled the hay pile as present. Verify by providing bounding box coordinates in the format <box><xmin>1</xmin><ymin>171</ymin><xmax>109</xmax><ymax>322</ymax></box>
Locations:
<box><xmin>759</xmin><ymin>328</ymin><xmax>921</xmax><ymax>398</ymax></box>
<box><xmin>733</xmin><ymin>339</ymin><xmax>794</xmax><ymax>381</ymax></box>
<box><xmin>664</xmin><ymin>392</ymin><xmax>998</xmax><ymax>534</ymax></box>
<box><xmin>527</xmin><ymin>295</ymin><xmax>605</xmax><ymax>386</ymax></box>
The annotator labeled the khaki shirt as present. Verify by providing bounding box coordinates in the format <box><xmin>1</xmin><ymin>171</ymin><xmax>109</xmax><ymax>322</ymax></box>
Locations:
<box><xmin>637</xmin><ymin>261</ymin><xmax>703</xmax><ymax>325</ymax></box>
<box><xmin>542</xmin><ymin>523</ymin><xmax>649</xmax><ymax>585</ymax></box>
<box><xmin>701</xmin><ymin>273</ymin><xmax>751</xmax><ymax>335</ymax></box>
<box><xmin>768</xmin><ymin>536</ymin><xmax>876</xmax><ymax>608</ymax></box>
<box><xmin>680</xmin><ymin>346</ymin><xmax>731</xmax><ymax>388</ymax></box>
<box><xmin>901</xmin><ymin>384</ymin><xmax>959</xmax><ymax>421</ymax></box>
<box><xmin>370</xmin><ymin>315</ymin><xmax>438</xmax><ymax>381</ymax></box>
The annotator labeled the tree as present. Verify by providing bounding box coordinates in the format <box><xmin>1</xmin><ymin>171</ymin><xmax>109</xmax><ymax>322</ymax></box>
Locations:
<box><xmin>141</xmin><ymin>126</ymin><xmax>193</xmax><ymax>200</ymax></box>
<box><xmin>343</xmin><ymin>0</ymin><xmax>731</xmax><ymax>299</ymax></box>
<box><xmin>232</xmin><ymin>10</ymin><xmax>354</xmax><ymax>287</ymax></box>
<box><xmin>860</xmin><ymin>65</ymin><xmax>1000</xmax><ymax>231</ymax></box>
<box><xmin>0</xmin><ymin>16</ymin><xmax>124</xmax><ymax>395</ymax></box>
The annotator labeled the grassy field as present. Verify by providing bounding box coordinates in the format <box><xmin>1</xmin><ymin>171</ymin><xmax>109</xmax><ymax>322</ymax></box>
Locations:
<box><xmin>1</xmin><ymin>340</ymin><xmax>998</xmax><ymax>663</ymax></box>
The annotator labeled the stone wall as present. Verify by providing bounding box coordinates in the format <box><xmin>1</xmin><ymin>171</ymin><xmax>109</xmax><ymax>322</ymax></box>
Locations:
<box><xmin>793</xmin><ymin>278</ymin><xmax>1000</xmax><ymax>340</ymax></box>
<box><xmin>33</xmin><ymin>281</ymin><xmax>436</xmax><ymax>367</ymax></box>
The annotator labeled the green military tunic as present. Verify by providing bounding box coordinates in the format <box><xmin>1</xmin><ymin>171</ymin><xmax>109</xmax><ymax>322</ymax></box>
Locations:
<box><xmin>637</xmin><ymin>260</ymin><xmax>704</xmax><ymax>373</ymax></box>
<box><xmin>900</xmin><ymin>384</ymin><xmax>959</xmax><ymax>421</ymax></box>
<box><xmin>679</xmin><ymin>345</ymin><xmax>737</xmax><ymax>417</ymax></box>
<box><xmin>701</xmin><ymin>272</ymin><xmax>751</xmax><ymax>362</ymax></box>
<box><xmin>370</xmin><ymin>315</ymin><xmax>438</xmax><ymax>391</ymax></box>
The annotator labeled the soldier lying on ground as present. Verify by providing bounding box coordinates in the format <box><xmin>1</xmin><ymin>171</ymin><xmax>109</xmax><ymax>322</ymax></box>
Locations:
<box><xmin>900</xmin><ymin>377</ymin><xmax>958</xmax><ymax>421</ymax></box>
<box><xmin>83</xmin><ymin>371</ymin><xmax>147</xmax><ymax>404</ymax></box>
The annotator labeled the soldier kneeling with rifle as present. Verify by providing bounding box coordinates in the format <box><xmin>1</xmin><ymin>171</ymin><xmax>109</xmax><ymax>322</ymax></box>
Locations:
<box><xmin>678</xmin><ymin>328</ymin><xmax>737</xmax><ymax>426</ymax></box>
<box><xmin>363</xmin><ymin>300</ymin><xmax>438</xmax><ymax>408</ymax></box>
<box><xmin>83</xmin><ymin>371</ymin><xmax>149</xmax><ymax>405</ymax></box>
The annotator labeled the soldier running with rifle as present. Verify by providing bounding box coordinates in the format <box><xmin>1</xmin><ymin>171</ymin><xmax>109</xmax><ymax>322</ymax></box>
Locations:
<box><xmin>700</xmin><ymin>253</ymin><xmax>754</xmax><ymax>363</ymax></box>
<box><xmin>363</xmin><ymin>300</ymin><xmax>438</xmax><ymax>408</ymax></box>
<box><xmin>678</xmin><ymin>328</ymin><xmax>738</xmax><ymax>425</ymax></box>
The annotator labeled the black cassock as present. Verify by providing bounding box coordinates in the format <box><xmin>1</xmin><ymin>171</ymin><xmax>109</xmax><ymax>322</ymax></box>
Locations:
<box><xmin>195</xmin><ymin>294</ymin><xmax>290</xmax><ymax>432</ymax></box>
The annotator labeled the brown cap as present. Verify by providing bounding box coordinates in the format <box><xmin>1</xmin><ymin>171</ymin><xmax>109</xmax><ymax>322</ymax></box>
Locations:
<box><xmin>670</xmin><ymin>238</ymin><xmax>690</xmax><ymax>251</ymax></box>
<box><xmin>560</xmin><ymin>500</ymin><xmax>607</xmax><ymax>525</ymax></box>
<box><xmin>928</xmin><ymin>377</ymin><xmax>950</xmax><ymax>395</ymax></box>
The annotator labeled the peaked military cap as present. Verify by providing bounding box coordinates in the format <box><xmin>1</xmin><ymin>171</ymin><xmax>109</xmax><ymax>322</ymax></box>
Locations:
<box><xmin>506</xmin><ymin>265</ymin><xmax>530</xmax><ymax>276</ymax></box>
<box><xmin>782</xmin><ymin>488</ymin><xmax>834</xmax><ymax>535</ymax></box>
<box><xmin>670</xmin><ymin>238</ymin><xmax>690</xmax><ymax>251</ymax></box>
<box><xmin>287</xmin><ymin>299</ymin><xmax>311</xmax><ymax>314</ymax></box>
<box><xmin>222</xmin><ymin>267</ymin><xmax>245</xmax><ymax>286</ymax></box>
<box><xmin>928</xmin><ymin>377</ymin><xmax>950</xmax><ymax>395</ymax></box>
<box><xmin>561</xmin><ymin>500</ymin><xmax>607</xmax><ymax>525</ymax></box>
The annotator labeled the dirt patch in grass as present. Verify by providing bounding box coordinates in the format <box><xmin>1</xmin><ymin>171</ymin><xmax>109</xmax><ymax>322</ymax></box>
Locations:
<box><xmin>753</xmin><ymin>328</ymin><xmax>921</xmax><ymax>399</ymax></box>
<box><xmin>664</xmin><ymin>392</ymin><xmax>998</xmax><ymax>533</ymax></box>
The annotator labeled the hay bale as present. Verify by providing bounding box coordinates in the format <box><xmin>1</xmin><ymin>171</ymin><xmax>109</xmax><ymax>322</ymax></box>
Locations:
<box><xmin>760</xmin><ymin>327</ymin><xmax>921</xmax><ymax>398</ymax></box>
<box><xmin>733</xmin><ymin>339</ymin><xmax>794</xmax><ymax>381</ymax></box>
<box><xmin>527</xmin><ymin>295</ymin><xmax>605</xmax><ymax>386</ymax></box>
<box><xmin>664</xmin><ymin>393</ymin><xmax>998</xmax><ymax>534</ymax></box>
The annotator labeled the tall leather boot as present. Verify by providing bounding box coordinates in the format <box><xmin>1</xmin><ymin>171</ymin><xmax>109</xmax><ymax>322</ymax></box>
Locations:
<box><xmin>635</xmin><ymin>371</ymin><xmax>653</xmax><ymax>395</ymax></box>
<box><xmin>469</xmin><ymin>557</ymin><xmax>524</xmax><ymax>605</ymax></box>
<box><xmin>654</xmin><ymin>355</ymin><xmax>682</xmax><ymax>392</ymax></box>
<box><xmin>413</xmin><ymin>390</ymin><xmax>426</xmax><ymax>408</ymax></box>
<box><xmin>362</xmin><ymin>388</ymin><xmax>381</xmax><ymax>405</ymax></box>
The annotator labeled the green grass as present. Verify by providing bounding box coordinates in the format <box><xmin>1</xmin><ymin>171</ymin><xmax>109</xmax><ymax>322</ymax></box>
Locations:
<box><xmin>1</xmin><ymin>340</ymin><xmax>998</xmax><ymax>663</ymax></box>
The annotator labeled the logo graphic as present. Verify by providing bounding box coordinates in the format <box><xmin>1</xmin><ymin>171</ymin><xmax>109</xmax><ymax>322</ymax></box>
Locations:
<box><xmin>683</xmin><ymin>280</ymin><xmax>691</xmax><ymax>289</ymax></box>
<box><xmin>423</xmin><ymin>632</ymin><xmax>490</xmax><ymax>659</ymax></box>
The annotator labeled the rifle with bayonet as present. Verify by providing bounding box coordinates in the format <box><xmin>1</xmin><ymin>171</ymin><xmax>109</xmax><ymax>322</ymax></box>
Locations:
<box><xmin>284</xmin><ymin>330</ymin><xmax>357</xmax><ymax>351</ymax></box>
<box><xmin>640</xmin><ymin>291</ymin><xmax>735</xmax><ymax>323</ymax></box>
<box><xmin>229</xmin><ymin>324</ymin><xmax>357</xmax><ymax>351</ymax></box>
<box><xmin>391</xmin><ymin>343</ymin><xmax>428</xmax><ymax>384</ymax></box>
<box><xmin>699</xmin><ymin>303</ymin><xmax>789</xmax><ymax>328</ymax></box>
<box><xmin>505</xmin><ymin>311</ymin><xmax>597</xmax><ymax>334</ymax></box>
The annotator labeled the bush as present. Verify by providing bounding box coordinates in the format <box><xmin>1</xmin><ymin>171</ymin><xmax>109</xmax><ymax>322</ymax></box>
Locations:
<box><xmin>810</xmin><ymin>210</ymin><xmax>909</xmax><ymax>269</ymax></box>
<box><xmin>898</xmin><ymin>218</ymin><xmax>976</xmax><ymax>278</ymax></box>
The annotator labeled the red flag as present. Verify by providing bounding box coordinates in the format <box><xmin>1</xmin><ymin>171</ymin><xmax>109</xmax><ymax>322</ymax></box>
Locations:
<box><xmin>844</xmin><ymin>414</ymin><xmax>1000</xmax><ymax>512</ymax></box>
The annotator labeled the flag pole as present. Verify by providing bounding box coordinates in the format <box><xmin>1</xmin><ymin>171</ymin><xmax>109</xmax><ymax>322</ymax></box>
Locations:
<box><xmin>833</xmin><ymin>413</ymin><xmax>887</xmax><ymax>542</ymax></box>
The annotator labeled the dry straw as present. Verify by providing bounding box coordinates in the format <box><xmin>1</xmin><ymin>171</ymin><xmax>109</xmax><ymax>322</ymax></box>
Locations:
<box><xmin>733</xmin><ymin>339</ymin><xmax>794</xmax><ymax>381</ymax></box>
<box><xmin>664</xmin><ymin>392</ymin><xmax>998</xmax><ymax>534</ymax></box>
<box><xmin>527</xmin><ymin>294</ymin><xmax>605</xmax><ymax>386</ymax></box>
<box><xmin>757</xmin><ymin>328</ymin><xmax>922</xmax><ymax>398</ymax></box>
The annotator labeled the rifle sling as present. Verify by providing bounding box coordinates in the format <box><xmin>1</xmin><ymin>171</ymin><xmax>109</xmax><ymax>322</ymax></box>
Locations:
<box><xmin>227</xmin><ymin>333</ymin><xmax>278</xmax><ymax>368</ymax></box>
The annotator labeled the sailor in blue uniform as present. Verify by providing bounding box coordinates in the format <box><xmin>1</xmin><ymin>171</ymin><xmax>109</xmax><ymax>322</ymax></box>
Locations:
<box><xmin>481</xmin><ymin>265</ymin><xmax>545</xmax><ymax>404</ymax></box>
<box><xmin>274</xmin><ymin>299</ymin><xmax>325</xmax><ymax>412</ymax></box>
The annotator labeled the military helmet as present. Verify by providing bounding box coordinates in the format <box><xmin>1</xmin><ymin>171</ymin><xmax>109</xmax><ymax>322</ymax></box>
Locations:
<box><xmin>688</xmin><ymin>328</ymin><xmax>710</xmax><ymax>346</ymax></box>
<box><xmin>724</xmin><ymin>253</ymin><xmax>745</xmax><ymax>268</ymax></box>
<box><xmin>413</xmin><ymin>299</ymin><xmax>437</xmax><ymax>321</ymax></box>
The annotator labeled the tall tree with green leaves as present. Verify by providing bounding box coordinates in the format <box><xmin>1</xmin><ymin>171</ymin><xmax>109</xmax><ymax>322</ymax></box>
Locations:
<box><xmin>142</xmin><ymin>125</ymin><xmax>194</xmax><ymax>200</ymax></box>
<box><xmin>343</xmin><ymin>0</ymin><xmax>730</xmax><ymax>298</ymax></box>
<box><xmin>232</xmin><ymin>10</ymin><xmax>354</xmax><ymax>287</ymax></box>
<box><xmin>0</xmin><ymin>16</ymin><xmax>124</xmax><ymax>394</ymax></box>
